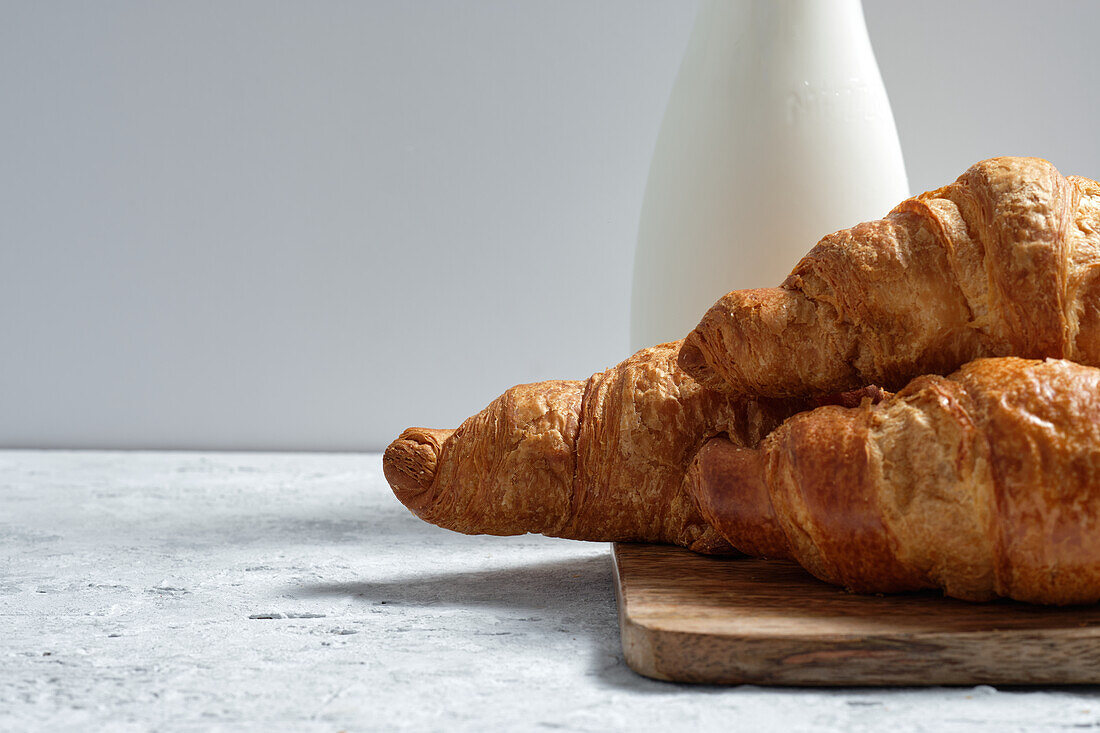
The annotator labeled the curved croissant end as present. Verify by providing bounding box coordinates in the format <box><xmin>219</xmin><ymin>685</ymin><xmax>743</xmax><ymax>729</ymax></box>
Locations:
<box><xmin>383</xmin><ymin>427</ymin><xmax>452</xmax><ymax>513</ymax></box>
<box><xmin>682</xmin><ymin>156</ymin><xmax>1100</xmax><ymax>397</ymax></box>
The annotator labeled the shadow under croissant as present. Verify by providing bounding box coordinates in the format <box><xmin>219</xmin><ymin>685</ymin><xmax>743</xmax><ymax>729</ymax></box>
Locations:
<box><xmin>295</xmin><ymin>554</ymin><xmax>680</xmax><ymax>691</ymax></box>
<box><xmin>292</xmin><ymin>547</ymin><xmax>1100</xmax><ymax>694</ymax></box>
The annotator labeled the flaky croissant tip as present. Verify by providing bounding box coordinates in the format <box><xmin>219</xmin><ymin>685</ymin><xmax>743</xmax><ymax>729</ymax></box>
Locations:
<box><xmin>676</xmin><ymin>334</ymin><xmax>719</xmax><ymax>389</ymax></box>
<box><xmin>382</xmin><ymin>427</ymin><xmax>453</xmax><ymax>511</ymax></box>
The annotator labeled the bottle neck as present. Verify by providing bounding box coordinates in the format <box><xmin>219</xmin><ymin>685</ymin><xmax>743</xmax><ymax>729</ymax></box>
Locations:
<box><xmin>696</xmin><ymin>0</ymin><xmax>867</xmax><ymax>29</ymax></box>
<box><xmin>692</xmin><ymin>0</ymin><xmax>872</xmax><ymax>60</ymax></box>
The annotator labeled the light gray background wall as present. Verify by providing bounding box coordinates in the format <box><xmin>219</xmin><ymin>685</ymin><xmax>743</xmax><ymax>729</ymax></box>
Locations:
<box><xmin>2</xmin><ymin>1</ymin><xmax>1098</xmax><ymax>451</ymax></box>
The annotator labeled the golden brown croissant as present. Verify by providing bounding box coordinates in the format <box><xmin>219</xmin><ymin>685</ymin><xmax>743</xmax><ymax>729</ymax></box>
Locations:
<box><xmin>689</xmin><ymin>356</ymin><xmax>1100</xmax><ymax>605</ymax></box>
<box><xmin>680</xmin><ymin>157</ymin><xmax>1100</xmax><ymax>397</ymax></box>
<box><xmin>383</xmin><ymin>341</ymin><xmax>834</xmax><ymax>553</ymax></box>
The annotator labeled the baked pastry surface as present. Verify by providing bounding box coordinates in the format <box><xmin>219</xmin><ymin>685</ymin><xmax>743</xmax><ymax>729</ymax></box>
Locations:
<box><xmin>681</xmin><ymin>157</ymin><xmax>1100</xmax><ymax>397</ymax></box>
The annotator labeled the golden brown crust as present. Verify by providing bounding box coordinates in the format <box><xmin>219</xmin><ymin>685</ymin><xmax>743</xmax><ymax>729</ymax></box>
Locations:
<box><xmin>768</xmin><ymin>401</ymin><xmax>931</xmax><ymax>594</ymax></box>
<box><xmin>568</xmin><ymin>344</ymin><xmax>732</xmax><ymax>551</ymax></box>
<box><xmin>398</xmin><ymin>379</ymin><xmax>584</xmax><ymax>538</ymax></box>
<box><xmin>690</xmin><ymin>357</ymin><xmax>1100</xmax><ymax>604</ymax></box>
<box><xmin>682</xmin><ymin>157</ymin><xmax>1100</xmax><ymax>397</ymax></box>
<box><xmin>691</xmin><ymin>439</ymin><xmax>791</xmax><ymax>560</ymax></box>
<box><xmin>1066</xmin><ymin>175</ymin><xmax>1100</xmax><ymax>362</ymax></box>
<box><xmin>955</xmin><ymin>358</ymin><xmax>1100</xmax><ymax>604</ymax></box>
<box><xmin>383</xmin><ymin>427</ymin><xmax>452</xmax><ymax>510</ymax></box>
<box><xmin>383</xmin><ymin>341</ymin><xmax>812</xmax><ymax>551</ymax></box>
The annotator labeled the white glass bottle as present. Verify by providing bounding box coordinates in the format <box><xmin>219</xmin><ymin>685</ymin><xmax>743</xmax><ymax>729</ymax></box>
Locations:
<box><xmin>630</xmin><ymin>0</ymin><xmax>909</xmax><ymax>351</ymax></box>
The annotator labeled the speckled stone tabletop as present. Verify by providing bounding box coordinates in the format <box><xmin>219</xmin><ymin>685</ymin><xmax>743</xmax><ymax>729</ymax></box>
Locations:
<box><xmin>3</xmin><ymin>450</ymin><xmax>1100</xmax><ymax>732</ymax></box>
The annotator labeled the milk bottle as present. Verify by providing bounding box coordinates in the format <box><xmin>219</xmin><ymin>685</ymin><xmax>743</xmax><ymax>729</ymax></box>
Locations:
<box><xmin>630</xmin><ymin>0</ymin><xmax>909</xmax><ymax>350</ymax></box>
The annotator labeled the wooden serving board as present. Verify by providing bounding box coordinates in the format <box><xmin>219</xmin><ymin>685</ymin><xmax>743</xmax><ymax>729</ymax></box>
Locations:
<box><xmin>613</xmin><ymin>543</ymin><xmax>1100</xmax><ymax>686</ymax></box>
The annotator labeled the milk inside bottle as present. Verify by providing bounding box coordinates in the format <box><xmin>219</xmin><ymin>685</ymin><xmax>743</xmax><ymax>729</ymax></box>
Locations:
<box><xmin>630</xmin><ymin>0</ymin><xmax>909</xmax><ymax>351</ymax></box>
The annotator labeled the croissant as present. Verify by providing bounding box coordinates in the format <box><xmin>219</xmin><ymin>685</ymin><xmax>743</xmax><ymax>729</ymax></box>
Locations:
<box><xmin>680</xmin><ymin>157</ymin><xmax>1100</xmax><ymax>397</ymax></box>
<box><xmin>689</xmin><ymin>356</ymin><xmax>1100</xmax><ymax>605</ymax></box>
<box><xmin>383</xmin><ymin>341</ymin><xmax>844</xmax><ymax>553</ymax></box>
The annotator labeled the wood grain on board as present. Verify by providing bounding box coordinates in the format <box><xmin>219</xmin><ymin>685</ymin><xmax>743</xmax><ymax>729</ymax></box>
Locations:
<box><xmin>613</xmin><ymin>543</ymin><xmax>1100</xmax><ymax>686</ymax></box>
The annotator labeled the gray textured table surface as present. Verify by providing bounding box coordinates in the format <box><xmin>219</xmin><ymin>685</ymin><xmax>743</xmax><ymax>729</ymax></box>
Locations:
<box><xmin>3</xmin><ymin>450</ymin><xmax>1100</xmax><ymax>732</ymax></box>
